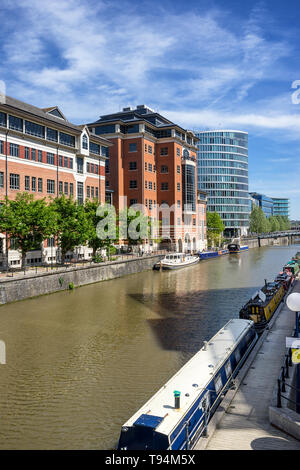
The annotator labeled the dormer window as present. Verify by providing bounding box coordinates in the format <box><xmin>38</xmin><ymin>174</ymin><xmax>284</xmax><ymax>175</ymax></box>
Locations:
<box><xmin>82</xmin><ymin>134</ymin><xmax>88</xmax><ymax>150</ymax></box>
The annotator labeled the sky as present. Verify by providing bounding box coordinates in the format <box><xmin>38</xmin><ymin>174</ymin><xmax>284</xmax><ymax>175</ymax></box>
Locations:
<box><xmin>0</xmin><ymin>0</ymin><xmax>300</xmax><ymax>218</ymax></box>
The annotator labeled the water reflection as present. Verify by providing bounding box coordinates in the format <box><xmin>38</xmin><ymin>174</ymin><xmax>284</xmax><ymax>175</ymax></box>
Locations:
<box><xmin>0</xmin><ymin>244</ymin><xmax>299</xmax><ymax>449</ymax></box>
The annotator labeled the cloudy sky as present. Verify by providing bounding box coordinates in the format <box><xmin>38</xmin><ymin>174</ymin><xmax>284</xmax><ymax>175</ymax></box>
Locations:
<box><xmin>0</xmin><ymin>0</ymin><xmax>299</xmax><ymax>217</ymax></box>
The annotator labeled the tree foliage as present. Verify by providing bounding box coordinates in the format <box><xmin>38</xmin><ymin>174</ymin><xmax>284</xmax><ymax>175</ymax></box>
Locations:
<box><xmin>249</xmin><ymin>206</ymin><xmax>291</xmax><ymax>234</ymax></box>
<box><xmin>206</xmin><ymin>211</ymin><xmax>225</xmax><ymax>247</ymax></box>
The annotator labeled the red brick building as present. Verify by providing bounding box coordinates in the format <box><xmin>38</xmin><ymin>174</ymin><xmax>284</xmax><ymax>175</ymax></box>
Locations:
<box><xmin>88</xmin><ymin>105</ymin><xmax>207</xmax><ymax>252</ymax></box>
<box><xmin>0</xmin><ymin>95</ymin><xmax>111</xmax><ymax>267</ymax></box>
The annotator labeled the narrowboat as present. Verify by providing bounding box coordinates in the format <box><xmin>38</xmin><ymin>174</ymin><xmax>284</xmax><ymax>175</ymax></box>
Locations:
<box><xmin>227</xmin><ymin>243</ymin><xmax>249</xmax><ymax>253</ymax></box>
<box><xmin>198</xmin><ymin>250</ymin><xmax>219</xmax><ymax>260</ymax></box>
<box><xmin>239</xmin><ymin>280</ymin><xmax>285</xmax><ymax>332</ymax></box>
<box><xmin>117</xmin><ymin>319</ymin><xmax>257</xmax><ymax>451</ymax></box>
<box><xmin>284</xmin><ymin>260</ymin><xmax>300</xmax><ymax>276</ymax></box>
<box><xmin>153</xmin><ymin>253</ymin><xmax>199</xmax><ymax>270</ymax></box>
<box><xmin>275</xmin><ymin>271</ymin><xmax>293</xmax><ymax>291</ymax></box>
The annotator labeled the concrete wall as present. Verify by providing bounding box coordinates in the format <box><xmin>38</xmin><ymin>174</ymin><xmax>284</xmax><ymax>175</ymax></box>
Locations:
<box><xmin>0</xmin><ymin>255</ymin><xmax>162</xmax><ymax>305</ymax></box>
<box><xmin>243</xmin><ymin>236</ymin><xmax>291</xmax><ymax>249</ymax></box>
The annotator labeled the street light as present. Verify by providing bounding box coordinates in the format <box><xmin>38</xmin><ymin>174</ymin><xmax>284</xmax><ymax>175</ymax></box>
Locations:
<box><xmin>286</xmin><ymin>292</ymin><xmax>300</xmax><ymax>413</ymax></box>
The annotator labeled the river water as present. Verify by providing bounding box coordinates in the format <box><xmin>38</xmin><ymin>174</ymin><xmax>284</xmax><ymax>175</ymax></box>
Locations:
<box><xmin>0</xmin><ymin>243</ymin><xmax>299</xmax><ymax>449</ymax></box>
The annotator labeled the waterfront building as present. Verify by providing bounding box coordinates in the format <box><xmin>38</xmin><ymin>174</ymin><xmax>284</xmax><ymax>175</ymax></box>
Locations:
<box><xmin>272</xmin><ymin>197</ymin><xmax>290</xmax><ymax>218</ymax></box>
<box><xmin>0</xmin><ymin>95</ymin><xmax>111</xmax><ymax>267</ymax></box>
<box><xmin>88</xmin><ymin>105</ymin><xmax>207</xmax><ymax>252</ymax></box>
<box><xmin>249</xmin><ymin>192</ymin><xmax>274</xmax><ymax>218</ymax></box>
<box><xmin>195</xmin><ymin>130</ymin><xmax>249</xmax><ymax>238</ymax></box>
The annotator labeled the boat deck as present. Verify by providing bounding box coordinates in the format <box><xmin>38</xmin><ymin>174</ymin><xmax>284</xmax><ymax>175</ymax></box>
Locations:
<box><xmin>195</xmin><ymin>279</ymin><xmax>300</xmax><ymax>450</ymax></box>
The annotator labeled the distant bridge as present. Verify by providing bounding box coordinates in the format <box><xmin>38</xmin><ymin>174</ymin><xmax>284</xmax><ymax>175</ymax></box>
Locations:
<box><xmin>243</xmin><ymin>230</ymin><xmax>300</xmax><ymax>240</ymax></box>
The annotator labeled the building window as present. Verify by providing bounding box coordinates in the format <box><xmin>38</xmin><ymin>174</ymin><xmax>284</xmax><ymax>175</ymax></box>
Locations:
<box><xmin>59</xmin><ymin>132</ymin><xmax>75</xmax><ymax>147</ymax></box>
<box><xmin>64</xmin><ymin>156</ymin><xmax>68</xmax><ymax>168</ymax></box>
<box><xmin>69</xmin><ymin>158</ymin><xmax>73</xmax><ymax>169</ymax></box>
<box><xmin>161</xmin><ymin>182</ymin><xmax>168</xmax><ymax>191</ymax></box>
<box><xmin>47</xmin><ymin>179</ymin><xmax>55</xmax><ymax>194</ymax></box>
<box><xmin>87</xmin><ymin>186</ymin><xmax>90</xmax><ymax>198</ymax></box>
<box><xmin>59</xmin><ymin>155</ymin><xmax>63</xmax><ymax>167</ymax></box>
<box><xmin>177</xmin><ymin>148</ymin><xmax>180</xmax><ymax>156</ymax></box>
<box><xmin>25</xmin><ymin>120</ymin><xmax>45</xmax><ymax>138</ymax></box>
<box><xmin>0</xmin><ymin>112</ymin><xmax>7</xmax><ymax>127</ymax></box>
<box><xmin>47</xmin><ymin>237</ymin><xmax>55</xmax><ymax>248</ymax></box>
<box><xmin>129</xmin><ymin>143</ymin><xmax>137</xmax><ymax>152</ymax></box>
<box><xmin>91</xmin><ymin>187</ymin><xmax>94</xmax><ymax>198</ymax></box>
<box><xmin>0</xmin><ymin>141</ymin><xmax>3</xmax><ymax>154</ymax></box>
<box><xmin>70</xmin><ymin>183</ymin><xmax>74</xmax><ymax>196</ymax></box>
<box><xmin>77</xmin><ymin>181</ymin><xmax>84</xmax><ymax>204</ymax></box>
<box><xmin>177</xmin><ymin>200</ymin><xmax>180</xmax><ymax>208</ymax></box>
<box><xmin>9</xmin><ymin>115</ymin><xmax>23</xmax><ymax>132</ymax></box>
<box><xmin>145</xmin><ymin>181</ymin><xmax>147</xmax><ymax>189</ymax></box>
<box><xmin>160</xmin><ymin>147</ymin><xmax>168</xmax><ymax>156</ymax></box>
<box><xmin>59</xmin><ymin>181</ymin><xmax>63</xmax><ymax>194</ymax></box>
<box><xmin>47</xmin><ymin>152</ymin><xmax>55</xmax><ymax>165</ymax></box>
<box><xmin>38</xmin><ymin>178</ymin><xmax>43</xmax><ymax>193</ymax></box>
<box><xmin>145</xmin><ymin>162</ymin><xmax>147</xmax><ymax>171</ymax></box>
<box><xmin>64</xmin><ymin>182</ymin><xmax>68</xmax><ymax>195</ymax></box>
<box><xmin>161</xmin><ymin>165</ymin><xmax>168</xmax><ymax>173</ymax></box>
<box><xmin>82</xmin><ymin>134</ymin><xmax>88</xmax><ymax>149</ymax></box>
<box><xmin>129</xmin><ymin>161</ymin><xmax>137</xmax><ymax>170</ymax></box>
<box><xmin>25</xmin><ymin>147</ymin><xmax>30</xmax><ymax>159</ymax></box>
<box><xmin>31</xmin><ymin>148</ymin><xmax>36</xmax><ymax>161</ymax></box>
<box><xmin>47</xmin><ymin>128</ymin><xmax>58</xmax><ymax>142</ymax></box>
<box><xmin>177</xmin><ymin>165</ymin><xmax>180</xmax><ymax>174</ymax></box>
<box><xmin>149</xmin><ymin>181</ymin><xmax>153</xmax><ymax>190</ymax></box>
<box><xmin>105</xmin><ymin>159</ymin><xmax>110</xmax><ymax>174</ymax></box>
<box><xmin>32</xmin><ymin>177</ymin><xmax>36</xmax><ymax>192</ymax></box>
<box><xmin>148</xmin><ymin>145</ymin><xmax>152</xmax><ymax>154</ymax></box>
<box><xmin>10</xmin><ymin>173</ymin><xmax>20</xmax><ymax>190</ymax></box>
<box><xmin>90</xmin><ymin>142</ymin><xmax>100</xmax><ymax>155</ymax></box>
<box><xmin>95</xmin><ymin>187</ymin><xmax>99</xmax><ymax>199</ymax></box>
<box><xmin>0</xmin><ymin>172</ymin><xmax>4</xmax><ymax>188</ymax></box>
<box><xmin>130</xmin><ymin>199</ymin><xmax>138</xmax><ymax>205</ymax></box>
<box><xmin>9</xmin><ymin>143</ymin><xmax>19</xmax><ymax>157</ymax></box>
<box><xmin>38</xmin><ymin>150</ymin><xmax>42</xmax><ymax>162</ymax></box>
<box><xmin>148</xmin><ymin>163</ymin><xmax>152</xmax><ymax>172</ymax></box>
<box><xmin>77</xmin><ymin>157</ymin><xmax>83</xmax><ymax>174</ymax></box>
<box><xmin>129</xmin><ymin>180</ymin><xmax>137</xmax><ymax>189</ymax></box>
<box><xmin>177</xmin><ymin>182</ymin><xmax>180</xmax><ymax>191</ymax></box>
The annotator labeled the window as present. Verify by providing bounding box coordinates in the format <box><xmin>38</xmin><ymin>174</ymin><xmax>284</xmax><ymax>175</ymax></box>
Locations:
<box><xmin>149</xmin><ymin>199</ymin><xmax>153</xmax><ymax>210</ymax></box>
<box><xmin>9</xmin><ymin>115</ymin><xmax>23</xmax><ymax>131</ymax></box>
<box><xmin>0</xmin><ymin>172</ymin><xmax>4</xmax><ymax>188</ymax></box>
<box><xmin>77</xmin><ymin>157</ymin><xmax>83</xmax><ymax>174</ymax></box>
<box><xmin>129</xmin><ymin>161</ymin><xmax>137</xmax><ymax>170</ymax></box>
<box><xmin>69</xmin><ymin>158</ymin><xmax>73</xmax><ymax>169</ymax></box>
<box><xmin>25</xmin><ymin>147</ymin><xmax>30</xmax><ymax>159</ymax></box>
<box><xmin>59</xmin><ymin>181</ymin><xmax>63</xmax><ymax>194</ymax></box>
<box><xmin>90</xmin><ymin>142</ymin><xmax>100</xmax><ymax>155</ymax></box>
<box><xmin>176</xmin><ymin>148</ymin><xmax>180</xmax><ymax>156</ymax></box>
<box><xmin>145</xmin><ymin>162</ymin><xmax>147</xmax><ymax>171</ymax></box>
<box><xmin>10</xmin><ymin>173</ymin><xmax>20</xmax><ymax>190</ymax></box>
<box><xmin>148</xmin><ymin>145</ymin><xmax>152</xmax><ymax>154</ymax></box>
<box><xmin>160</xmin><ymin>147</ymin><xmax>168</xmax><ymax>156</ymax></box>
<box><xmin>177</xmin><ymin>182</ymin><xmax>180</xmax><ymax>191</ymax></box>
<box><xmin>145</xmin><ymin>181</ymin><xmax>147</xmax><ymax>189</ymax></box>
<box><xmin>149</xmin><ymin>181</ymin><xmax>153</xmax><ymax>190</ymax></box>
<box><xmin>177</xmin><ymin>217</ymin><xmax>181</xmax><ymax>225</ymax></box>
<box><xmin>161</xmin><ymin>182</ymin><xmax>168</xmax><ymax>191</ymax></box>
<box><xmin>91</xmin><ymin>187</ymin><xmax>94</xmax><ymax>198</ymax></box>
<box><xmin>77</xmin><ymin>181</ymin><xmax>84</xmax><ymax>204</ymax></box>
<box><xmin>225</xmin><ymin>360</ymin><xmax>232</xmax><ymax>378</ymax></box>
<box><xmin>59</xmin><ymin>155</ymin><xmax>63</xmax><ymax>167</ymax></box>
<box><xmin>70</xmin><ymin>183</ymin><xmax>74</xmax><ymax>196</ymax></box>
<box><xmin>91</xmin><ymin>163</ymin><xmax>94</xmax><ymax>173</ymax></box>
<box><xmin>130</xmin><ymin>199</ymin><xmax>137</xmax><ymax>205</ymax></box>
<box><xmin>47</xmin><ymin>128</ymin><xmax>58</xmax><ymax>142</ymax></box>
<box><xmin>0</xmin><ymin>141</ymin><xmax>3</xmax><ymax>154</ymax></box>
<box><xmin>129</xmin><ymin>143</ymin><xmax>137</xmax><ymax>152</ymax></box>
<box><xmin>87</xmin><ymin>186</ymin><xmax>90</xmax><ymax>198</ymax></box>
<box><xmin>31</xmin><ymin>149</ymin><xmax>36</xmax><ymax>161</ymax></box>
<box><xmin>86</xmin><ymin>162</ymin><xmax>89</xmax><ymax>173</ymax></box>
<box><xmin>9</xmin><ymin>143</ymin><xmax>19</xmax><ymax>157</ymax></box>
<box><xmin>38</xmin><ymin>150</ymin><xmax>42</xmax><ymax>162</ymax></box>
<box><xmin>177</xmin><ymin>200</ymin><xmax>180</xmax><ymax>208</ymax></box>
<box><xmin>214</xmin><ymin>374</ymin><xmax>223</xmax><ymax>394</ymax></box>
<box><xmin>0</xmin><ymin>112</ymin><xmax>7</xmax><ymax>127</ymax></box>
<box><xmin>105</xmin><ymin>159</ymin><xmax>110</xmax><ymax>174</ymax></box>
<box><xmin>25</xmin><ymin>120</ymin><xmax>45</xmax><ymax>138</ymax></box>
<box><xmin>64</xmin><ymin>182</ymin><xmax>68</xmax><ymax>195</ymax></box>
<box><xmin>129</xmin><ymin>180</ymin><xmax>137</xmax><ymax>189</ymax></box>
<box><xmin>177</xmin><ymin>165</ymin><xmax>180</xmax><ymax>174</ymax></box>
<box><xmin>47</xmin><ymin>152</ymin><xmax>55</xmax><ymax>165</ymax></box>
<box><xmin>82</xmin><ymin>134</ymin><xmax>88</xmax><ymax>149</ymax></box>
<box><xmin>95</xmin><ymin>187</ymin><xmax>98</xmax><ymax>199</ymax></box>
<box><xmin>32</xmin><ymin>177</ymin><xmax>36</xmax><ymax>192</ymax></box>
<box><xmin>38</xmin><ymin>178</ymin><xmax>43</xmax><ymax>193</ymax></box>
<box><xmin>161</xmin><ymin>165</ymin><xmax>168</xmax><ymax>173</ymax></box>
<box><xmin>193</xmin><ymin>218</ymin><xmax>196</xmax><ymax>225</ymax></box>
<box><xmin>64</xmin><ymin>156</ymin><xmax>68</xmax><ymax>168</ymax></box>
<box><xmin>47</xmin><ymin>179</ymin><xmax>55</xmax><ymax>194</ymax></box>
<box><xmin>59</xmin><ymin>131</ymin><xmax>75</xmax><ymax>147</ymax></box>
<box><xmin>47</xmin><ymin>237</ymin><xmax>55</xmax><ymax>248</ymax></box>
<box><xmin>148</xmin><ymin>163</ymin><xmax>152</xmax><ymax>172</ymax></box>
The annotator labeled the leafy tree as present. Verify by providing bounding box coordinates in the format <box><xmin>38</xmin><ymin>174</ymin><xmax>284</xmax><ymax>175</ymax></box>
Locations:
<box><xmin>206</xmin><ymin>211</ymin><xmax>225</xmax><ymax>247</ymax></box>
<box><xmin>51</xmin><ymin>195</ymin><xmax>89</xmax><ymax>264</ymax></box>
<box><xmin>268</xmin><ymin>216</ymin><xmax>280</xmax><ymax>232</ymax></box>
<box><xmin>249</xmin><ymin>206</ymin><xmax>269</xmax><ymax>233</ymax></box>
<box><xmin>118</xmin><ymin>207</ymin><xmax>152</xmax><ymax>246</ymax></box>
<box><xmin>0</xmin><ymin>193</ymin><xmax>56</xmax><ymax>269</ymax></box>
<box><xmin>84</xmin><ymin>199</ymin><xmax>117</xmax><ymax>257</ymax></box>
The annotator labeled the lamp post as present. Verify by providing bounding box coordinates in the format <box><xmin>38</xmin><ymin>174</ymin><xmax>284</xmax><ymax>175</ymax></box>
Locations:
<box><xmin>286</xmin><ymin>292</ymin><xmax>300</xmax><ymax>413</ymax></box>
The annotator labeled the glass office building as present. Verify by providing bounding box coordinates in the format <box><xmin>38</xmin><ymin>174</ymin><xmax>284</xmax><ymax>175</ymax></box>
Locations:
<box><xmin>249</xmin><ymin>192</ymin><xmax>274</xmax><ymax>218</ymax></box>
<box><xmin>195</xmin><ymin>130</ymin><xmax>249</xmax><ymax>237</ymax></box>
<box><xmin>272</xmin><ymin>198</ymin><xmax>290</xmax><ymax>218</ymax></box>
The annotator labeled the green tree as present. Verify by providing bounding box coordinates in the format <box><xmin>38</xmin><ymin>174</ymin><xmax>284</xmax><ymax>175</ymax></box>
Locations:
<box><xmin>0</xmin><ymin>193</ymin><xmax>56</xmax><ymax>269</ymax></box>
<box><xmin>51</xmin><ymin>195</ymin><xmax>89</xmax><ymax>264</ymax></box>
<box><xmin>249</xmin><ymin>206</ymin><xmax>269</xmax><ymax>233</ymax></box>
<box><xmin>118</xmin><ymin>207</ymin><xmax>152</xmax><ymax>246</ymax></box>
<box><xmin>268</xmin><ymin>215</ymin><xmax>280</xmax><ymax>232</ymax></box>
<box><xmin>84</xmin><ymin>199</ymin><xmax>117</xmax><ymax>257</ymax></box>
<box><xmin>206</xmin><ymin>211</ymin><xmax>225</xmax><ymax>247</ymax></box>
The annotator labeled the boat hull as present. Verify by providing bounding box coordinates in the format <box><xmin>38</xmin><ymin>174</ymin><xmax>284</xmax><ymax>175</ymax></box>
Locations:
<box><xmin>154</xmin><ymin>257</ymin><xmax>200</xmax><ymax>270</ymax></box>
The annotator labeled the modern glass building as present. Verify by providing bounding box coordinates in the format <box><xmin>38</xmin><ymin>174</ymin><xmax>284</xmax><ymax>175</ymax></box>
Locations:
<box><xmin>195</xmin><ymin>130</ymin><xmax>249</xmax><ymax>237</ymax></box>
<box><xmin>272</xmin><ymin>198</ymin><xmax>290</xmax><ymax>218</ymax></box>
<box><xmin>249</xmin><ymin>192</ymin><xmax>274</xmax><ymax>218</ymax></box>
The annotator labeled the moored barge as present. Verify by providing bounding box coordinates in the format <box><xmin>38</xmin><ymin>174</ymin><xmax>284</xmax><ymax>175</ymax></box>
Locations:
<box><xmin>117</xmin><ymin>319</ymin><xmax>257</xmax><ymax>450</ymax></box>
<box><xmin>228</xmin><ymin>243</ymin><xmax>249</xmax><ymax>253</ymax></box>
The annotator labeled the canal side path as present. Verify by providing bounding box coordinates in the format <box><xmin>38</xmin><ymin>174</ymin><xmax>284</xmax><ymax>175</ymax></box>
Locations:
<box><xmin>195</xmin><ymin>277</ymin><xmax>300</xmax><ymax>450</ymax></box>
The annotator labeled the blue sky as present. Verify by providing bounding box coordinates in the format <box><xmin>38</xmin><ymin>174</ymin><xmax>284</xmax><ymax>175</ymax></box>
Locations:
<box><xmin>0</xmin><ymin>0</ymin><xmax>300</xmax><ymax>218</ymax></box>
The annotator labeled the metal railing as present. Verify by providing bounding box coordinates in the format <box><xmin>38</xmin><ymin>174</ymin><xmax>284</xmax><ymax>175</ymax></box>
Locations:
<box><xmin>276</xmin><ymin>344</ymin><xmax>300</xmax><ymax>412</ymax></box>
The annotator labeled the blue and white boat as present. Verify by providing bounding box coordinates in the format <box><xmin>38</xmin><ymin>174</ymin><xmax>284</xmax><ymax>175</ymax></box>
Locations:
<box><xmin>117</xmin><ymin>319</ymin><xmax>257</xmax><ymax>450</ymax></box>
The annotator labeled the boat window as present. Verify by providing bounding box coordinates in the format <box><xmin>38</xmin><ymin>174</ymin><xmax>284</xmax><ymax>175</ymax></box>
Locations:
<box><xmin>225</xmin><ymin>360</ymin><xmax>232</xmax><ymax>378</ymax></box>
<box><xmin>235</xmin><ymin>348</ymin><xmax>241</xmax><ymax>364</ymax></box>
<box><xmin>214</xmin><ymin>375</ymin><xmax>223</xmax><ymax>394</ymax></box>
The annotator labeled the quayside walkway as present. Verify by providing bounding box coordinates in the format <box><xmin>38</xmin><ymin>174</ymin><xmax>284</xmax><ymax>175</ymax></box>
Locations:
<box><xmin>195</xmin><ymin>279</ymin><xmax>300</xmax><ymax>451</ymax></box>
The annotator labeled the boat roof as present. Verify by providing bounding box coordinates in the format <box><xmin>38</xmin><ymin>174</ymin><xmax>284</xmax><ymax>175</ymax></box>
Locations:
<box><xmin>121</xmin><ymin>319</ymin><xmax>253</xmax><ymax>436</ymax></box>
